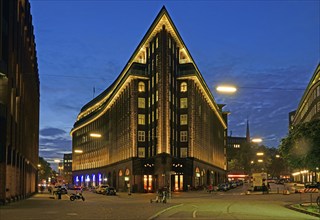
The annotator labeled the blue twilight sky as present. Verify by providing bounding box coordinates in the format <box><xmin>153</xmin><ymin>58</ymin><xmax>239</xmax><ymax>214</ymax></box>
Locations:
<box><xmin>30</xmin><ymin>0</ymin><xmax>319</xmax><ymax>170</ymax></box>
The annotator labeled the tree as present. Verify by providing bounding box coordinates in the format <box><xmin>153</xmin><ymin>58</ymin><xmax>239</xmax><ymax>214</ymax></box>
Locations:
<box><xmin>279</xmin><ymin>119</ymin><xmax>320</xmax><ymax>171</ymax></box>
<box><xmin>38</xmin><ymin>157</ymin><xmax>55</xmax><ymax>183</ymax></box>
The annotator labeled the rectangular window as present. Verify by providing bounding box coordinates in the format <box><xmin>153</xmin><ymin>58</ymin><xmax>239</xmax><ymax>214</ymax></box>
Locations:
<box><xmin>180</xmin><ymin>98</ymin><xmax>188</xmax><ymax>108</ymax></box>
<box><xmin>138</xmin><ymin>114</ymin><xmax>145</xmax><ymax>125</ymax></box>
<box><xmin>138</xmin><ymin>131</ymin><xmax>145</xmax><ymax>142</ymax></box>
<box><xmin>138</xmin><ymin>147</ymin><xmax>145</xmax><ymax>158</ymax></box>
<box><xmin>138</xmin><ymin>98</ymin><xmax>145</xmax><ymax>108</ymax></box>
<box><xmin>156</xmin><ymin>109</ymin><xmax>158</xmax><ymax>120</ymax></box>
<box><xmin>180</xmin><ymin>131</ymin><xmax>187</xmax><ymax>142</ymax></box>
<box><xmin>180</xmin><ymin>148</ymin><xmax>187</xmax><ymax>158</ymax></box>
<box><xmin>180</xmin><ymin>114</ymin><xmax>187</xmax><ymax>125</ymax></box>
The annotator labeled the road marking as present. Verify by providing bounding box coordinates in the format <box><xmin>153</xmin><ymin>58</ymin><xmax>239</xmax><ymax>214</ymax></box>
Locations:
<box><xmin>192</xmin><ymin>210</ymin><xmax>197</xmax><ymax>218</ymax></box>
<box><xmin>147</xmin><ymin>204</ymin><xmax>183</xmax><ymax>220</ymax></box>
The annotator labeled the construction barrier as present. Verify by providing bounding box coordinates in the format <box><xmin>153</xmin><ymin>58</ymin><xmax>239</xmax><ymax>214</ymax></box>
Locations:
<box><xmin>304</xmin><ymin>188</ymin><xmax>319</xmax><ymax>193</ymax></box>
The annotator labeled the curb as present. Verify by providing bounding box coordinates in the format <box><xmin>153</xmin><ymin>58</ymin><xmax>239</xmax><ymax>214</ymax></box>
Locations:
<box><xmin>147</xmin><ymin>204</ymin><xmax>183</xmax><ymax>220</ymax></box>
<box><xmin>285</xmin><ymin>204</ymin><xmax>320</xmax><ymax>218</ymax></box>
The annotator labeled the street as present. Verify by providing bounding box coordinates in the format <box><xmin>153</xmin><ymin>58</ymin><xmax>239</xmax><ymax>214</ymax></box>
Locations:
<box><xmin>0</xmin><ymin>184</ymin><xmax>319</xmax><ymax>220</ymax></box>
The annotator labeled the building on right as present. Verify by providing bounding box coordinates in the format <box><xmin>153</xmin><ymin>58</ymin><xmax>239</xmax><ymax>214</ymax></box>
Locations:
<box><xmin>289</xmin><ymin>63</ymin><xmax>320</xmax><ymax>127</ymax></box>
<box><xmin>288</xmin><ymin>63</ymin><xmax>320</xmax><ymax>182</ymax></box>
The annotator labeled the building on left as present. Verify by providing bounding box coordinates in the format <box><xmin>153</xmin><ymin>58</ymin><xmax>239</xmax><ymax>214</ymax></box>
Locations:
<box><xmin>0</xmin><ymin>0</ymin><xmax>40</xmax><ymax>205</ymax></box>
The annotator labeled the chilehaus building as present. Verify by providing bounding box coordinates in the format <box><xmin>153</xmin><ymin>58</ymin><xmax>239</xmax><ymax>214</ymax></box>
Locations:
<box><xmin>71</xmin><ymin>7</ymin><xmax>227</xmax><ymax>192</ymax></box>
<box><xmin>0</xmin><ymin>0</ymin><xmax>39</xmax><ymax>204</ymax></box>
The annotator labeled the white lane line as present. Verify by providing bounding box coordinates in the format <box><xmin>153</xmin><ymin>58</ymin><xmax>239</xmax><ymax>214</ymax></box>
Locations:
<box><xmin>192</xmin><ymin>210</ymin><xmax>197</xmax><ymax>218</ymax></box>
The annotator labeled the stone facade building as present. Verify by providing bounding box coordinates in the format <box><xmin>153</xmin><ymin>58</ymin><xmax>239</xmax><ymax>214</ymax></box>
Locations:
<box><xmin>71</xmin><ymin>7</ymin><xmax>227</xmax><ymax>192</ymax></box>
<box><xmin>0</xmin><ymin>0</ymin><xmax>39</xmax><ymax>204</ymax></box>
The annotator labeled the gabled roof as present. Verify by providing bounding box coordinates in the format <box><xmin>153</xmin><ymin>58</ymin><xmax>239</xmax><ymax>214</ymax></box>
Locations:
<box><xmin>72</xmin><ymin>6</ymin><xmax>226</xmax><ymax>133</ymax></box>
<box><xmin>78</xmin><ymin>7</ymin><xmax>197</xmax><ymax>118</ymax></box>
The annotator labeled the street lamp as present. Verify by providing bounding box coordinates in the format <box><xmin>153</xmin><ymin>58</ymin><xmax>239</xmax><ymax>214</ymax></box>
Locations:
<box><xmin>74</xmin><ymin>149</ymin><xmax>83</xmax><ymax>154</ymax></box>
<box><xmin>252</xmin><ymin>138</ymin><xmax>262</xmax><ymax>143</ymax></box>
<box><xmin>216</xmin><ymin>85</ymin><xmax>237</xmax><ymax>93</ymax></box>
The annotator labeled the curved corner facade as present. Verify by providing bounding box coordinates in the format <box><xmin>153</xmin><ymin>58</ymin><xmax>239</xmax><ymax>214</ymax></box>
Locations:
<box><xmin>71</xmin><ymin>7</ymin><xmax>227</xmax><ymax>192</ymax></box>
<box><xmin>290</xmin><ymin>63</ymin><xmax>320</xmax><ymax>127</ymax></box>
<box><xmin>0</xmin><ymin>0</ymin><xmax>40</xmax><ymax>204</ymax></box>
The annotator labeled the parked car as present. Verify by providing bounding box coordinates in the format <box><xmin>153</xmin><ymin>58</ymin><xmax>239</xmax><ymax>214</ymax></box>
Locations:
<box><xmin>96</xmin><ymin>185</ymin><xmax>109</xmax><ymax>194</ymax></box>
<box><xmin>305</xmin><ymin>182</ymin><xmax>320</xmax><ymax>189</ymax></box>
<box><xmin>217</xmin><ymin>184</ymin><xmax>228</xmax><ymax>191</ymax></box>
<box><xmin>53</xmin><ymin>185</ymin><xmax>68</xmax><ymax>195</ymax></box>
<box><xmin>103</xmin><ymin>187</ymin><xmax>116</xmax><ymax>195</ymax></box>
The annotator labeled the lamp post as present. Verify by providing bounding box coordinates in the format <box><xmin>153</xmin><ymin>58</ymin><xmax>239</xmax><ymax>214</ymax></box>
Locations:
<box><xmin>216</xmin><ymin>85</ymin><xmax>237</xmax><ymax>93</ymax></box>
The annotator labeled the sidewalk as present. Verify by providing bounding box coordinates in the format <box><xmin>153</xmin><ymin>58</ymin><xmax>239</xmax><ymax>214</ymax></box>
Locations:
<box><xmin>286</xmin><ymin>203</ymin><xmax>320</xmax><ymax>218</ymax></box>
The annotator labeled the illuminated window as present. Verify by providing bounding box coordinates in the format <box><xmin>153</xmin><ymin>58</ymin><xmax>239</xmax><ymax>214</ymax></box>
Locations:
<box><xmin>138</xmin><ymin>98</ymin><xmax>145</xmax><ymax>108</ymax></box>
<box><xmin>180</xmin><ymin>82</ymin><xmax>187</xmax><ymax>92</ymax></box>
<box><xmin>233</xmin><ymin>144</ymin><xmax>240</xmax><ymax>148</ymax></box>
<box><xmin>180</xmin><ymin>114</ymin><xmax>187</xmax><ymax>125</ymax></box>
<box><xmin>180</xmin><ymin>131</ymin><xmax>187</xmax><ymax>142</ymax></box>
<box><xmin>180</xmin><ymin>148</ymin><xmax>187</xmax><ymax>158</ymax></box>
<box><xmin>156</xmin><ymin>37</ymin><xmax>158</xmax><ymax>48</ymax></box>
<box><xmin>180</xmin><ymin>98</ymin><xmax>188</xmax><ymax>108</ymax></box>
<box><xmin>138</xmin><ymin>82</ymin><xmax>145</xmax><ymax>92</ymax></box>
<box><xmin>138</xmin><ymin>147</ymin><xmax>145</xmax><ymax>158</ymax></box>
<box><xmin>138</xmin><ymin>114</ymin><xmax>145</xmax><ymax>125</ymax></box>
<box><xmin>138</xmin><ymin>131</ymin><xmax>145</xmax><ymax>142</ymax></box>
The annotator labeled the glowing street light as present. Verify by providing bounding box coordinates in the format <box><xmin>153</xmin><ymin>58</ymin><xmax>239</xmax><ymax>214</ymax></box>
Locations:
<box><xmin>257</xmin><ymin>159</ymin><xmax>263</xmax><ymax>163</ymax></box>
<box><xmin>90</xmin><ymin>133</ymin><xmax>102</xmax><ymax>138</ymax></box>
<box><xmin>256</xmin><ymin>152</ymin><xmax>264</xmax><ymax>156</ymax></box>
<box><xmin>216</xmin><ymin>85</ymin><xmax>237</xmax><ymax>93</ymax></box>
<box><xmin>275</xmin><ymin>154</ymin><xmax>280</xmax><ymax>158</ymax></box>
<box><xmin>252</xmin><ymin>138</ymin><xmax>262</xmax><ymax>143</ymax></box>
<box><xmin>54</xmin><ymin>159</ymin><xmax>60</xmax><ymax>163</ymax></box>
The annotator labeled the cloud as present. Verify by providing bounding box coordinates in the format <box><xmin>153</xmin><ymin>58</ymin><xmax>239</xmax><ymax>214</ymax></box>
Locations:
<box><xmin>40</xmin><ymin>127</ymin><xmax>66</xmax><ymax>137</ymax></box>
<box><xmin>39</xmin><ymin>127</ymin><xmax>72</xmax><ymax>170</ymax></box>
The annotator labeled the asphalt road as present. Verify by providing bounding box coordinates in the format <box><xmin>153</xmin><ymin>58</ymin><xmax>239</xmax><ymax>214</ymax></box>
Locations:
<box><xmin>0</xmin><ymin>184</ymin><xmax>319</xmax><ymax>220</ymax></box>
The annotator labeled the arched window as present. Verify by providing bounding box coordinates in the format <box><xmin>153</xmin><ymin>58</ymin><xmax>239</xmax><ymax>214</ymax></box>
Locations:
<box><xmin>180</xmin><ymin>82</ymin><xmax>187</xmax><ymax>92</ymax></box>
<box><xmin>138</xmin><ymin>82</ymin><xmax>145</xmax><ymax>92</ymax></box>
